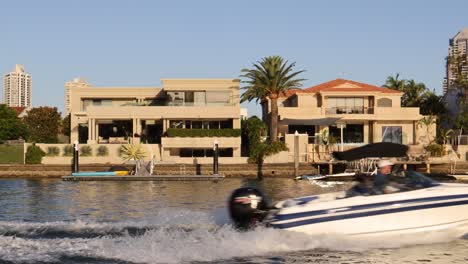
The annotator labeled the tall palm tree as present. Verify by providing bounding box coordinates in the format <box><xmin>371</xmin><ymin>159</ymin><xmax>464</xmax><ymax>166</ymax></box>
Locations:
<box><xmin>383</xmin><ymin>73</ymin><xmax>405</xmax><ymax>91</ymax></box>
<box><xmin>240</xmin><ymin>56</ymin><xmax>305</xmax><ymax>142</ymax></box>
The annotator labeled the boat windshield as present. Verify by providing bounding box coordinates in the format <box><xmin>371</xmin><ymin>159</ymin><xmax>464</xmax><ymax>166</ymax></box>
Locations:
<box><xmin>346</xmin><ymin>170</ymin><xmax>439</xmax><ymax>197</ymax></box>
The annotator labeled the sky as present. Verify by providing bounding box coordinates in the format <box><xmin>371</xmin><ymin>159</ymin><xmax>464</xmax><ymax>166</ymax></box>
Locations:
<box><xmin>1</xmin><ymin>0</ymin><xmax>467</xmax><ymax>117</ymax></box>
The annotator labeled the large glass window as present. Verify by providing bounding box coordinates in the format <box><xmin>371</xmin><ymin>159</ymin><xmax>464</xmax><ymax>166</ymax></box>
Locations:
<box><xmin>169</xmin><ymin>120</ymin><xmax>233</xmax><ymax>129</ymax></box>
<box><xmin>329</xmin><ymin>124</ymin><xmax>364</xmax><ymax>143</ymax></box>
<box><xmin>382</xmin><ymin>126</ymin><xmax>402</xmax><ymax>144</ymax></box>
<box><xmin>327</xmin><ymin>97</ymin><xmax>365</xmax><ymax>114</ymax></box>
<box><xmin>178</xmin><ymin>148</ymin><xmax>233</xmax><ymax>157</ymax></box>
<box><xmin>288</xmin><ymin>125</ymin><xmax>315</xmax><ymax>135</ymax></box>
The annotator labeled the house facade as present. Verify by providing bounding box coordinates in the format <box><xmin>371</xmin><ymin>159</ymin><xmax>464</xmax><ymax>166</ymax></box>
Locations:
<box><xmin>68</xmin><ymin>79</ymin><xmax>242</xmax><ymax>162</ymax></box>
<box><xmin>263</xmin><ymin>79</ymin><xmax>435</xmax><ymax>152</ymax></box>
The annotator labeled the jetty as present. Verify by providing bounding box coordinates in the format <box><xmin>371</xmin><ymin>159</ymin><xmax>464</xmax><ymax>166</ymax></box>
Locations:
<box><xmin>62</xmin><ymin>174</ymin><xmax>225</xmax><ymax>181</ymax></box>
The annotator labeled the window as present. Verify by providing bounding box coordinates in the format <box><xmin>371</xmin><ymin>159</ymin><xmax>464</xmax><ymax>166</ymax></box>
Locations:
<box><xmin>170</xmin><ymin>120</ymin><xmax>185</xmax><ymax>128</ymax></box>
<box><xmin>328</xmin><ymin>97</ymin><xmax>364</xmax><ymax>114</ymax></box>
<box><xmin>178</xmin><ymin>148</ymin><xmax>232</xmax><ymax>157</ymax></box>
<box><xmin>329</xmin><ymin>124</ymin><xmax>364</xmax><ymax>143</ymax></box>
<box><xmin>382</xmin><ymin>126</ymin><xmax>402</xmax><ymax>144</ymax></box>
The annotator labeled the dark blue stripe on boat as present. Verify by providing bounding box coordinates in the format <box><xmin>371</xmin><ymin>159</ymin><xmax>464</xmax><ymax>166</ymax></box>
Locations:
<box><xmin>271</xmin><ymin>199</ymin><xmax>468</xmax><ymax>229</ymax></box>
<box><xmin>273</xmin><ymin>194</ymin><xmax>468</xmax><ymax>222</ymax></box>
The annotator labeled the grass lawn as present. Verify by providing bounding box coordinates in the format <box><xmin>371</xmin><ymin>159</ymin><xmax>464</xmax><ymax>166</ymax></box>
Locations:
<box><xmin>0</xmin><ymin>144</ymin><xmax>24</xmax><ymax>164</ymax></box>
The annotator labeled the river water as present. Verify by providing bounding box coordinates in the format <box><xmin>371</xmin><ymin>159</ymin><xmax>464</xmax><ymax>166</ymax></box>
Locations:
<box><xmin>0</xmin><ymin>178</ymin><xmax>467</xmax><ymax>264</ymax></box>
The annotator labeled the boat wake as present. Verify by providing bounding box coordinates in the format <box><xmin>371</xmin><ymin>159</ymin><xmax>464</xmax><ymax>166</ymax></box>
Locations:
<box><xmin>0</xmin><ymin>209</ymin><xmax>466</xmax><ymax>264</ymax></box>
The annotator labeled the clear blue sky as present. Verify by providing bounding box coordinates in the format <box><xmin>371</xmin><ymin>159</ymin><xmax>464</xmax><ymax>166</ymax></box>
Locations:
<box><xmin>1</xmin><ymin>0</ymin><xmax>467</xmax><ymax>117</ymax></box>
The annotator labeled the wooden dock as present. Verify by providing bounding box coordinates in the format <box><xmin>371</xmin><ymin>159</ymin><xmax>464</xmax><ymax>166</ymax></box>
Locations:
<box><xmin>62</xmin><ymin>175</ymin><xmax>225</xmax><ymax>181</ymax></box>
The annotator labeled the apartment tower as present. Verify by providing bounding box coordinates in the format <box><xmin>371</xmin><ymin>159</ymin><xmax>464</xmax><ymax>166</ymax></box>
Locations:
<box><xmin>2</xmin><ymin>64</ymin><xmax>31</xmax><ymax>107</ymax></box>
<box><xmin>443</xmin><ymin>28</ymin><xmax>468</xmax><ymax>94</ymax></box>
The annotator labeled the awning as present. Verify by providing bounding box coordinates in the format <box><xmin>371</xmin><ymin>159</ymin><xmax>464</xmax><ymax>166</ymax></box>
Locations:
<box><xmin>281</xmin><ymin>117</ymin><xmax>342</xmax><ymax>126</ymax></box>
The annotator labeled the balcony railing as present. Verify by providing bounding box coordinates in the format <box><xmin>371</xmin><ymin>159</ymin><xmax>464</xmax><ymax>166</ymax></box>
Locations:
<box><xmin>325</xmin><ymin>107</ymin><xmax>374</xmax><ymax>115</ymax></box>
<box><xmin>125</xmin><ymin>101</ymin><xmax>234</xmax><ymax>107</ymax></box>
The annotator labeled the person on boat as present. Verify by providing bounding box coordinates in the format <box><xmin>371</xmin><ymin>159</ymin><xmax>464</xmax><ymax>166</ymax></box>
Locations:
<box><xmin>373</xmin><ymin>159</ymin><xmax>400</xmax><ymax>194</ymax></box>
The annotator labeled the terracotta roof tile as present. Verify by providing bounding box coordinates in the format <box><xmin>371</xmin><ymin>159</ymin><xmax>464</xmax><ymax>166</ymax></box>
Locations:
<box><xmin>303</xmin><ymin>79</ymin><xmax>401</xmax><ymax>94</ymax></box>
<box><xmin>9</xmin><ymin>106</ymin><xmax>27</xmax><ymax>116</ymax></box>
<box><xmin>278</xmin><ymin>88</ymin><xmax>303</xmax><ymax>98</ymax></box>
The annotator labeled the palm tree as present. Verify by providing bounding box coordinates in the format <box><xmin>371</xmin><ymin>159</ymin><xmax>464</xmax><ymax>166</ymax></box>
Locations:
<box><xmin>383</xmin><ymin>73</ymin><xmax>405</xmax><ymax>91</ymax></box>
<box><xmin>402</xmin><ymin>79</ymin><xmax>427</xmax><ymax>107</ymax></box>
<box><xmin>240</xmin><ymin>56</ymin><xmax>305</xmax><ymax>142</ymax></box>
<box><xmin>120</xmin><ymin>144</ymin><xmax>146</xmax><ymax>174</ymax></box>
<box><xmin>418</xmin><ymin>115</ymin><xmax>437</xmax><ymax>145</ymax></box>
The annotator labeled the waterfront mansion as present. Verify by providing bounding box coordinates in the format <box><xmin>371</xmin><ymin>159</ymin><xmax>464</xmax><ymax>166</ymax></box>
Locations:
<box><xmin>68</xmin><ymin>79</ymin><xmax>242</xmax><ymax>161</ymax></box>
<box><xmin>263</xmin><ymin>79</ymin><xmax>435</xmax><ymax>150</ymax></box>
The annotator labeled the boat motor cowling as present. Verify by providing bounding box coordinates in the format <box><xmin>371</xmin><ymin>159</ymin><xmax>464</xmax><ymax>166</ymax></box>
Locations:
<box><xmin>228</xmin><ymin>187</ymin><xmax>270</xmax><ymax>230</ymax></box>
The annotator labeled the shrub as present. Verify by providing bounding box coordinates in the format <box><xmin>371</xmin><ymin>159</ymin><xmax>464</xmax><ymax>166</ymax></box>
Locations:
<box><xmin>97</xmin><ymin>146</ymin><xmax>109</xmax><ymax>156</ymax></box>
<box><xmin>80</xmin><ymin>145</ymin><xmax>92</xmax><ymax>157</ymax></box>
<box><xmin>425</xmin><ymin>143</ymin><xmax>443</xmax><ymax>157</ymax></box>
<box><xmin>167</xmin><ymin>128</ymin><xmax>241</xmax><ymax>137</ymax></box>
<box><xmin>63</xmin><ymin>145</ymin><xmax>74</xmax><ymax>156</ymax></box>
<box><xmin>46</xmin><ymin>146</ymin><xmax>60</xmax><ymax>156</ymax></box>
<box><xmin>25</xmin><ymin>145</ymin><xmax>46</xmax><ymax>164</ymax></box>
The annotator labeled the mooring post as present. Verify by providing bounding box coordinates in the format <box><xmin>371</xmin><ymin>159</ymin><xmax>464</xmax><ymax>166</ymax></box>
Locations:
<box><xmin>73</xmin><ymin>140</ymin><xmax>79</xmax><ymax>173</ymax></box>
<box><xmin>294</xmin><ymin>131</ymin><xmax>299</xmax><ymax>178</ymax></box>
<box><xmin>329</xmin><ymin>162</ymin><xmax>333</xmax><ymax>175</ymax></box>
<box><xmin>213</xmin><ymin>139</ymin><xmax>219</xmax><ymax>175</ymax></box>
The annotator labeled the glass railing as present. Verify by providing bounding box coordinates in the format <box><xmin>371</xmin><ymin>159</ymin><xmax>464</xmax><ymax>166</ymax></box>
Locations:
<box><xmin>123</xmin><ymin>101</ymin><xmax>234</xmax><ymax>107</ymax></box>
<box><xmin>325</xmin><ymin>107</ymin><xmax>374</xmax><ymax>114</ymax></box>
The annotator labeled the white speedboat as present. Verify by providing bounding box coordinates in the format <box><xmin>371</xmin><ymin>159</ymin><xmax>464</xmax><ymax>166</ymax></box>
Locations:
<box><xmin>229</xmin><ymin>171</ymin><xmax>468</xmax><ymax>238</ymax></box>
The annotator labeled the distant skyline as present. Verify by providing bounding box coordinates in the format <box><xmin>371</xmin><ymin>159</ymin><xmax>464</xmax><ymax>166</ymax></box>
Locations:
<box><xmin>1</xmin><ymin>0</ymin><xmax>467</xmax><ymax>117</ymax></box>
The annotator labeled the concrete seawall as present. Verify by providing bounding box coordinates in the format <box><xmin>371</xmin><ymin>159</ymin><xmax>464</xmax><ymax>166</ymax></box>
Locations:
<box><xmin>0</xmin><ymin>162</ymin><xmax>466</xmax><ymax>178</ymax></box>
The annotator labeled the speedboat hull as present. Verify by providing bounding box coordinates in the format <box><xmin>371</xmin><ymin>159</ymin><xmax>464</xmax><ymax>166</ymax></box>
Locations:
<box><xmin>267</xmin><ymin>183</ymin><xmax>468</xmax><ymax>237</ymax></box>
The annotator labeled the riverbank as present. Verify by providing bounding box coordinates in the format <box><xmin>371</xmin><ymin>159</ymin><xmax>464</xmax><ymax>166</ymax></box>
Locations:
<box><xmin>0</xmin><ymin>162</ymin><xmax>467</xmax><ymax>178</ymax></box>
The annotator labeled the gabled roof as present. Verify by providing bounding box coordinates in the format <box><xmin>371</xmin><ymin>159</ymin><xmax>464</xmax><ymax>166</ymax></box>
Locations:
<box><xmin>303</xmin><ymin>79</ymin><xmax>401</xmax><ymax>94</ymax></box>
<box><xmin>10</xmin><ymin>106</ymin><xmax>27</xmax><ymax>116</ymax></box>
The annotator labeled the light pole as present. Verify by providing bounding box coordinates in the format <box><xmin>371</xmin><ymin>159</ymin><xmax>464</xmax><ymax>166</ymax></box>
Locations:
<box><xmin>73</xmin><ymin>140</ymin><xmax>79</xmax><ymax>173</ymax></box>
<box><xmin>294</xmin><ymin>131</ymin><xmax>299</xmax><ymax>178</ymax></box>
<box><xmin>213</xmin><ymin>139</ymin><xmax>219</xmax><ymax>175</ymax></box>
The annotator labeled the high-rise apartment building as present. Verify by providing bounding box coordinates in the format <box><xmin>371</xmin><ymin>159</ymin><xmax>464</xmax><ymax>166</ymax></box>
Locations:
<box><xmin>64</xmin><ymin>77</ymin><xmax>90</xmax><ymax>115</ymax></box>
<box><xmin>443</xmin><ymin>28</ymin><xmax>468</xmax><ymax>94</ymax></box>
<box><xmin>2</xmin><ymin>64</ymin><xmax>32</xmax><ymax>107</ymax></box>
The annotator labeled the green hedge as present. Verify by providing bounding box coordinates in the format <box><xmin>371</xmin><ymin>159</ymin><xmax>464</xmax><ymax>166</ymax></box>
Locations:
<box><xmin>25</xmin><ymin>145</ymin><xmax>46</xmax><ymax>164</ymax></box>
<box><xmin>167</xmin><ymin>128</ymin><xmax>241</xmax><ymax>137</ymax></box>
<box><xmin>0</xmin><ymin>144</ymin><xmax>24</xmax><ymax>164</ymax></box>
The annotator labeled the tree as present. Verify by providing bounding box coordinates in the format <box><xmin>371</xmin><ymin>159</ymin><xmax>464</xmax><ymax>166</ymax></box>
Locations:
<box><xmin>401</xmin><ymin>79</ymin><xmax>427</xmax><ymax>107</ymax></box>
<box><xmin>383</xmin><ymin>73</ymin><xmax>405</xmax><ymax>92</ymax></box>
<box><xmin>242</xmin><ymin>116</ymin><xmax>288</xmax><ymax>178</ymax></box>
<box><xmin>61</xmin><ymin>114</ymin><xmax>71</xmax><ymax>137</ymax></box>
<box><xmin>0</xmin><ymin>104</ymin><xmax>29</xmax><ymax>142</ymax></box>
<box><xmin>23</xmin><ymin>107</ymin><xmax>61</xmax><ymax>143</ymax></box>
<box><xmin>419</xmin><ymin>90</ymin><xmax>447</xmax><ymax>116</ymax></box>
<box><xmin>240</xmin><ymin>56</ymin><xmax>306</xmax><ymax>142</ymax></box>
<box><xmin>418</xmin><ymin>115</ymin><xmax>437</xmax><ymax>145</ymax></box>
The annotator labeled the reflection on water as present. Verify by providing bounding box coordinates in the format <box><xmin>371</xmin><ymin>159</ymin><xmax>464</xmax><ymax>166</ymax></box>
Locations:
<box><xmin>0</xmin><ymin>178</ymin><xmax>466</xmax><ymax>264</ymax></box>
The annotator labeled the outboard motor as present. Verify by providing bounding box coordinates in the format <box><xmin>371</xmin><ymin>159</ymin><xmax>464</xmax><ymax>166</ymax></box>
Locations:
<box><xmin>228</xmin><ymin>187</ymin><xmax>270</xmax><ymax>230</ymax></box>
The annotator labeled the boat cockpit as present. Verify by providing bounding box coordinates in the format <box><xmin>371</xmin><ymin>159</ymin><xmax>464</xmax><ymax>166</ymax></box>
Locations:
<box><xmin>346</xmin><ymin>170</ymin><xmax>439</xmax><ymax>197</ymax></box>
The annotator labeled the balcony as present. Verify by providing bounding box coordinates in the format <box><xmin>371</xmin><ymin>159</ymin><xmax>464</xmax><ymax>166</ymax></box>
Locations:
<box><xmin>162</xmin><ymin>137</ymin><xmax>241</xmax><ymax>148</ymax></box>
<box><xmin>325</xmin><ymin>107</ymin><xmax>374</xmax><ymax>115</ymax></box>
